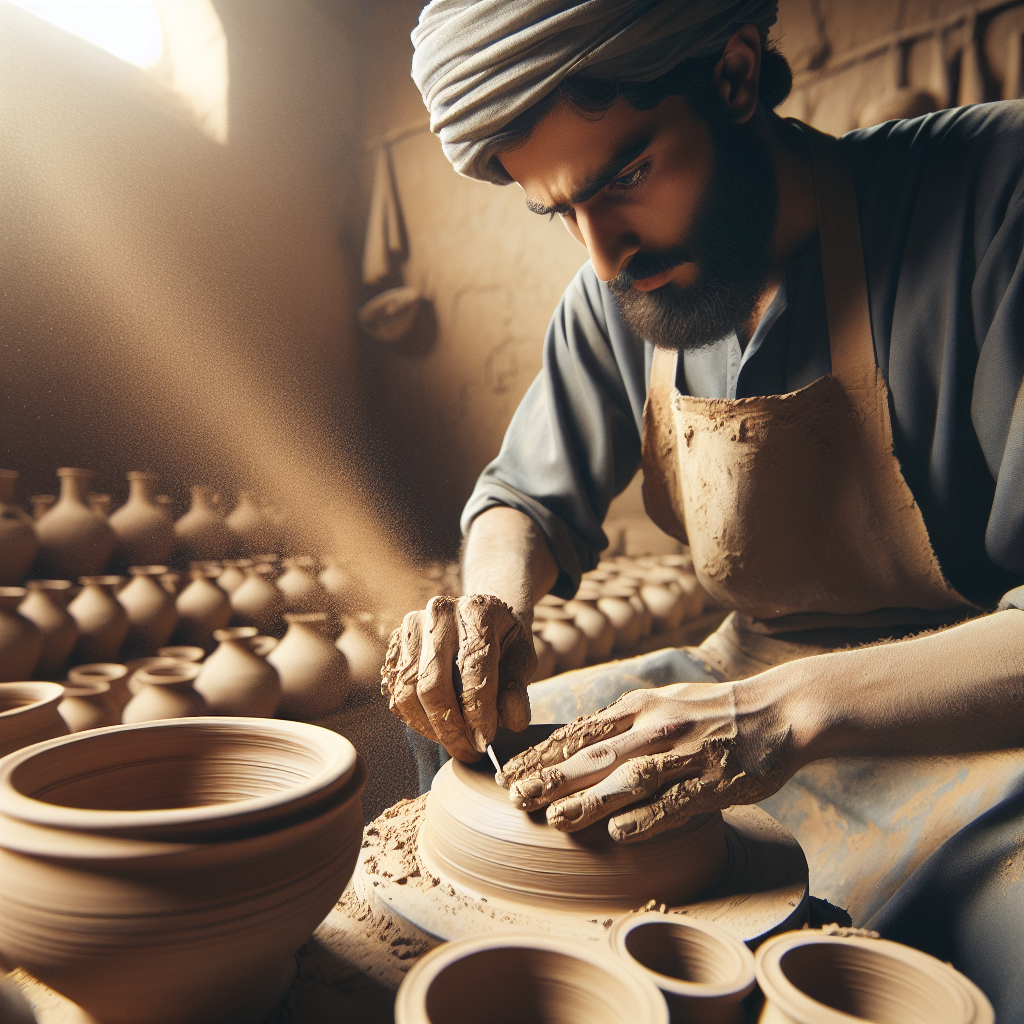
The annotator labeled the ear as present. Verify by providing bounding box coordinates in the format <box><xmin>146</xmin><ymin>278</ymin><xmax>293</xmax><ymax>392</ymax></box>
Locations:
<box><xmin>713</xmin><ymin>24</ymin><xmax>762</xmax><ymax>124</ymax></box>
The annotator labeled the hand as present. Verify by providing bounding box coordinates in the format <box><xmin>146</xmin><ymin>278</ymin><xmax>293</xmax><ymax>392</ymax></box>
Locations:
<box><xmin>497</xmin><ymin>682</ymin><xmax>793</xmax><ymax>842</ymax></box>
<box><xmin>381</xmin><ymin>594</ymin><xmax>537</xmax><ymax>762</ymax></box>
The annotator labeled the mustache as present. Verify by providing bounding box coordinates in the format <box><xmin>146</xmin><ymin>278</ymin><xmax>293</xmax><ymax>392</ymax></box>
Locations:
<box><xmin>609</xmin><ymin>244</ymin><xmax>693</xmax><ymax>294</ymax></box>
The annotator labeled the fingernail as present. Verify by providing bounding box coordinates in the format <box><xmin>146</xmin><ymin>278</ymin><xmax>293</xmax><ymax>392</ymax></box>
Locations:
<box><xmin>473</xmin><ymin>728</ymin><xmax>488</xmax><ymax>753</ymax></box>
<box><xmin>510</xmin><ymin>778</ymin><xmax>543</xmax><ymax>806</ymax></box>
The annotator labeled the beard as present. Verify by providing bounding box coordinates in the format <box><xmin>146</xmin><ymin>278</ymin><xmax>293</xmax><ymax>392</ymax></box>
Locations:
<box><xmin>609</xmin><ymin>109</ymin><xmax>779</xmax><ymax>352</ymax></box>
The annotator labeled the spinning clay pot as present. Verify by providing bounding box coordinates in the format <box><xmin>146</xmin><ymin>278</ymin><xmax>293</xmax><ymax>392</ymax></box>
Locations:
<box><xmin>173</xmin><ymin>569</ymin><xmax>232</xmax><ymax>651</ymax></box>
<box><xmin>34</xmin><ymin>469</ymin><xmax>116</xmax><ymax>580</ymax></box>
<box><xmin>0</xmin><ymin>588</ymin><xmax>44</xmax><ymax>682</ymax></box>
<box><xmin>123</xmin><ymin>663</ymin><xmax>206</xmax><ymax>723</ymax></box>
<box><xmin>19</xmin><ymin>580</ymin><xmax>78</xmax><ymax>679</ymax></box>
<box><xmin>0</xmin><ymin>718</ymin><xmax>366</xmax><ymax>1024</ymax></box>
<box><xmin>108</xmin><ymin>472</ymin><xmax>175</xmax><ymax>568</ymax></box>
<box><xmin>0</xmin><ymin>682</ymin><xmax>68</xmax><ymax>757</ymax></box>
<box><xmin>195</xmin><ymin>626</ymin><xmax>280</xmax><ymax>717</ymax></box>
<box><xmin>118</xmin><ymin>566</ymin><xmax>178</xmax><ymax>656</ymax></box>
<box><xmin>67</xmin><ymin>576</ymin><xmax>129</xmax><ymax>665</ymax></box>
<box><xmin>174</xmin><ymin>486</ymin><xmax>237</xmax><ymax>563</ymax></box>
<box><xmin>58</xmin><ymin>680</ymin><xmax>118</xmax><ymax>733</ymax></box>
<box><xmin>268</xmin><ymin>611</ymin><xmax>350</xmax><ymax>721</ymax></box>
<box><xmin>67</xmin><ymin>663</ymin><xmax>131</xmax><ymax>717</ymax></box>
<box><xmin>0</xmin><ymin>470</ymin><xmax>37</xmax><ymax>586</ymax></box>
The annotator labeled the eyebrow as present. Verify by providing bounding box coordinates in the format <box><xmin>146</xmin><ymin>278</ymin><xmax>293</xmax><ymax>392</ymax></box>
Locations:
<box><xmin>524</xmin><ymin>132</ymin><xmax>655</xmax><ymax>216</ymax></box>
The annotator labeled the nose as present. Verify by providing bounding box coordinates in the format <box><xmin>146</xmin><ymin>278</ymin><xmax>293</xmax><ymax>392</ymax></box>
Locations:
<box><xmin>572</xmin><ymin>207</ymin><xmax>639</xmax><ymax>282</ymax></box>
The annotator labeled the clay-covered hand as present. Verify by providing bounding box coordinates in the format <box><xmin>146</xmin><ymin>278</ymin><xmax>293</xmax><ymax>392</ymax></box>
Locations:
<box><xmin>497</xmin><ymin>683</ymin><xmax>792</xmax><ymax>842</ymax></box>
<box><xmin>381</xmin><ymin>594</ymin><xmax>537</xmax><ymax>762</ymax></box>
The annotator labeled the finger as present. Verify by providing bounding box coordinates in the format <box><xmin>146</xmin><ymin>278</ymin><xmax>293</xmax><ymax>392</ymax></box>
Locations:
<box><xmin>455</xmin><ymin>595</ymin><xmax>511</xmax><ymax>751</ymax></box>
<box><xmin>497</xmin><ymin>674</ymin><xmax>531</xmax><ymax>733</ymax></box>
<box><xmin>496</xmin><ymin>614</ymin><xmax>536</xmax><ymax>734</ymax></box>
<box><xmin>383</xmin><ymin>611</ymin><xmax>436</xmax><ymax>740</ymax></box>
<box><xmin>418</xmin><ymin>596</ymin><xmax>479</xmax><ymax>762</ymax></box>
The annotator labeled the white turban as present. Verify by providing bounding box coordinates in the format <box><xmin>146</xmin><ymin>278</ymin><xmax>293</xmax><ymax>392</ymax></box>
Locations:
<box><xmin>411</xmin><ymin>0</ymin><xmax>778</xmax><ymax>184</ymax></box>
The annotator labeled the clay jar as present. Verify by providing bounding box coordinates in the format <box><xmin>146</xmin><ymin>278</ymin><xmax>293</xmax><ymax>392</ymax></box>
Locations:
<box><xmin>0</xmin><ymin>682</ymin><xmax>68</xmax><ymax>757</ymax></box>
<box><xmin>754</xmin><ymin>930</ymin><xmax>993</xmax><ymax>1024</ymax></box>
<box><xmin>68</xmin><ymin>663</ymin><xmax>131</xmax><ymax>717</ymax></box>
<box><xmin>19</xmin><ymin>580</ymin><xmax>78</xmax><ymax>679</ymax></box>
<box><xmin>0</xmin><ymin>470</ymin><xmax>37</xmax><ymax>586</ymax></box>
<box><xmin>0</xmin><ymin>588</ymin><xmax>43</xmax><ymax>683</ymax></box>
<box><xmin>215</xmin><ymin>558</ymin><xmax>250</xmax><ymax>594</ymax></box>
<box><xmin>173</xmin><ymin>569</ymin><xmax>232</xmax><ymax>651</ymax></box>
<box><xmin>335</xmin><ymin>618</ymin><xmax>386</xmax><ymax>698</ymax></box>
<box><xmin>123</xmin><ymin>663</ymin><xmax>207</xmax><ymax>723</ymax></box>
<box><xmin>68</xmin><ymin>576</ymin><xmax>129</xmax><ymax>665</ymax></box>
<box><xmin>174</xmin><ymin>486</ymin><xmax>237</xmax><ymax>563</ymax></box>
<box><xmin>34</xmin><ymin>469</ymin><xmax>116</xmax><ymax>580</ymax></box>
<box><xmin>226</xmin><ymin>492</ymin><xmax>279</xmax><ymax>555</ymax></box>
<box><xmin>195</xmin><ymin>626</ymin><xmax>281</xmax><ymax>717</ymax></box>
<box><xmin>268</xmin><ymin>612</ymin><xmax>350</xmax><ymax>720</ymax></box>
<box><xmin>395</xmin><ymin>933</ymin><xmax>669</xmax><ymax>1024</ymax></box>
<box><xmin>230</xmin><ymin>564</ymin><xmax>285</xmax><ymax>635</ymax></box>
<box><xmin>611</xmin><ymin>912</ymin><xmax>755</xmax><ymax>1024</ymax></box>
<box><xmin>108</xmin><ymin>472</ymin><xmax>176</xmax><ymax>568</ymax></box>
<box><xmin>118</xmin><ymin>565</ymin><xmax>178</xmax><ymax>656</ymax></box>
<box><xmin>277</xmin><ymin>556</ymin><xmax>331</xmax><ymax>613</ymax></box>
<box><xmin>0</xmin><ymin>718</ymin><xmax>367</xmax><ymax>1024</ymax></box>
<box><xmin>58</xmin><ymin>680</ymin><xmax>118</xmax><ymax>733</ymax></box>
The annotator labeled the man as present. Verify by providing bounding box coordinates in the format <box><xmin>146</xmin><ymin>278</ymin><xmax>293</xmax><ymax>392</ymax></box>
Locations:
<box><xmin>382</xmin><ymin>1</ymin><xmax>1024</xmax><ymax>1010</ymax></box>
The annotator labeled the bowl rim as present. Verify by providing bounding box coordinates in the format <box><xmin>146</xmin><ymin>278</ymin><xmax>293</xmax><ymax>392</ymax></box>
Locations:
<box><xmin>0</xmin><ymin>717</ymin><xmax>358</xmax><ymax>834</ymax></box>
<box><xmin>0</xmin><ymin>682</ymin><xmax>65</xmax><ymax>719</ymax></box>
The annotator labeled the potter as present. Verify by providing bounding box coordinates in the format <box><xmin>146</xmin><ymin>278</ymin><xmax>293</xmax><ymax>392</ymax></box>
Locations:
<box><xmin>385</xmin><ymin>2</ymin><xmax>1024</xmax><ymax>1014</ymax></box>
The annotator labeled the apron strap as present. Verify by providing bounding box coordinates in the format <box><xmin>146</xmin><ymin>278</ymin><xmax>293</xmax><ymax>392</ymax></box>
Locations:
<box><xmin>649</xmin><ymin>345</ymin><xmax>678</xmax><ymax>393</ymax></box>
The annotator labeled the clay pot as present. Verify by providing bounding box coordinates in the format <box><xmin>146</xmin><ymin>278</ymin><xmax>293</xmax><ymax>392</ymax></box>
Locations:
<box><xmin>195</xmin><ymin>626</ymin><xmax>281</xmax><ymax>717</ymax></box>
<box><xmin>246</xmin><ymin>634</ymin><xmax>279</xmax><ymax>657</ymax></box>
<box><xmin>564</xmin><ymin>598</ymin><xmax>615</xmax><ymax>662</ymax></box>
<box><xmin>0</xmin><ymin>718</ymin><xmax>367</xmax><ymax>1024</ymax></box>
<box><xmin>535</xmin><ymin>608</ymin><xmax>587</xmax><ymax>673</ymax></box>
<box><xmin>225</xmin><ymin>492</ymin><xmax>279</xmax><ymax>556</ymax></box>
<box><xmin>67</xmin><ymin>576</ymin><xmax>129</xmax><ymax>665</ymax></box>
<box><xmin>58</xmin><ymin>680</ymin><xmax>118</xmax><ymax>732</ymax></box>
<box><xmin>0</xmin><ymin>681</ymin><xmax>68</xmax><ymax>757</ymax></box>
<box><xmin>639</xmin><ymin>583</ymin><xmax>687</xmax><ymax>633</ymax></box>
<box><xmin>0</xmin><ymin>470</ymin><xmax>37</xmax><ymax>586</ymax></box>
<box><xmin>754</xmin><ymin>929</ymin><xmax>993</xmax><ymax>1024</ymax></box>
<box><xmin>268</xmin><ymin>612</ymin><xmax>350</xmax><ymax>721</ymax></box>
<box><xmin>611</xmin><ymin>912</ymin><xmax>755</xmax><ymax>1024</ymax></box>
<box><xmin>88</xmin><ymin>493</ymin><xmax>112</xmax><ymax>518</ymax></box>
<box><xmin>596</xmin><ymin>595</ymin><xmax>642</xmax><ymax>651</ymax></box>
<box><xmin>125</xmin><ymin>656</ymin><xmax>187</xmax><ymax>694</ymax></box>
<box><xmin>18</xmin><ymin>580</ymin><xmax>77</xmax><ymax>679</ymax></box>
<box><xmin>395</xmin><ymin>932</ymin><xmax>668</xmax><ymax>1024</ymax></box>
<box><xmin>531</xmin><ymin>633</ymin><xmax>555</xmax><ymax>682</ymax></box>
<box><xmin>158</xmin><ymin>645</ymin><xmax>205</xmax><ymax>663</ymax></box>
<box><xmin>335</xmin><ymin>618</ymin><xmax>386</xmax><ymax>699</ymax></box>
<box><xmin>173</xmin><ymin>569</ymin><xmax>232</xmax><ymax>651</ymax></box>
<box><xmin>118</xmin><ymin>566</ymin><xmax>178</xmax><ymax>656</ymax></box>
<box><xmin>108</xmin><ymin>472</ymin><xmax>176</xmax><ymax>568</ymax></box>
<box><xmin>123</xmin><ymin>663</ymin><xmax>207</xmax><ymax>723</ymax></box>
<box><xmin>34</xmin><ymin>468</ymin><xmax>116</xmax><ymax>580</ymax></box>
<box><xmin>319</xmin><ymin>559</ymin><xmax>358</xmax><ymax>611</ymax></box>
<box><xmin>0</xmin><ymin>588</ymin><xmax>44</xmax><ymax>682</ymax></box>
<box><xmin>277</xmin><ymin>556</ymin><xmax>330</xmax><ymax>613</ymax></box>
<box><xmin>174</xmin><ymin>486</ymin><xmax>237</xmax><ymax>563</ymax></box>
<box><xmin>230</xmin><ymin>564</ymin><xmax>285</xmax><ymax>635</ymax></box>
<box><xmin>67</xmin><ymin>663</ymin><xmax>131</xmax><ymax>717</ymax></box>
<box><xmin>29</xmin><ymin>495</ymin><xmax>55</xmax><ymax>521</ymax></box>
<box><xmin>159</xmin><ymin>569</ymin><xmax>187</xmax><ymax>595</ymax></box>
<box><xmin>215</xmin><ymin>558</ymin><xmax>250</xmax><ymax>594</ymax></box>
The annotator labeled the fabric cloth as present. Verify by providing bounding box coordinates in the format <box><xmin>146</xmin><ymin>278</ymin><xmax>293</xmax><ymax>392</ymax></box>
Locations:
<box><xmin>462</xmin><ymin>102</ymin><xmax>1024</xmax><ymax>609</ymax></box>
<box><xmin>411</xmin><ymin>0</ymin><xmax>778</xmax><ymax>183</ymax></box>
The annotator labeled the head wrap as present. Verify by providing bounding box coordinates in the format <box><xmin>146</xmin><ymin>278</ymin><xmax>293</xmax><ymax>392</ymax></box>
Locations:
<box><xmin>412</xmin><ymin>0</ymin><xmax>778</xmax><ymax>184</ymax></box>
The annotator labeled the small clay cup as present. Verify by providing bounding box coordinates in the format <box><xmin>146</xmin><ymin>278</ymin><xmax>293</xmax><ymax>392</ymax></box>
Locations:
<box><xmin>0</xmin><ymin>682</ymin><xmax>68</xmax><ymax>758</ymax></box>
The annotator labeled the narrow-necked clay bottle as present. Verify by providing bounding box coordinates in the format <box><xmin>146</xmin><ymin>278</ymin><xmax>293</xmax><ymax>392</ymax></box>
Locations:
<box><xmin>19</xmin><ymin>580</ymin><xmax>78</xmax><ymax>679</ymax></box>
<box><xmin>335</xmin><ymin>616</ymin><xmax>386</xmax><ymax>700</ymax></box>
<box><xmin>29</xmin><ymin>495</ymin><xmax>55</xmax><ymax>522</ymax></box>
<box><xmin>174</xmin><ymin>486</ymin><xmax>237</xmax><ymax>563</ymax></box>
<box><xmin>0</xmin><ymin>587</ymin><xmax>44</xmax><ymax>682</ymax></box>
<box><xmin>277</xmin><ymin>557</ymin><xmax>330</xmax><ymax>613</ymax></box>
<box><xmin>215</xmin><ymin>558</ymin><xmax>250</xmax><ymax>594</ymax></box>
<box><xmin>35</xmin><ymin>469</ymin><xmax>116</xmax><ymax>580</ymax></box>
<box><xmin>194</xmin><ymin>626</ymin><xmax>280</xmax><ymax>717</ymax></box>
<box><xmin>118</xmin><ymin>566</ymin><xmax>178</xmax><ymax>656</ymax></box>
<box><xmin>68</xmin><ymin>663</ymin><xmax>131</xmax><ymax>716</ymax></box>
<box><xmin>230</xmin><ymin>564</ymin><xmax>284</xmax><ymax>635</ymax></box>
<box><xmin>109</xmin><ymin>472</ymin><xmax>176</xmax><ymax>568</ymax></box>
<box><xmin>67</xmin><ymin>576</ymin><xmax>129</xmax><ymax>665</ymax></box>
<box><xmin>173</xmin><ymin>569</ymin><xmax>232</xmax><ymax>651</ymax></box>
<box><xmin>0</xmin><ymin>470</ymin><xmax>37</xmax><ymax>586</ymax></box>
<box><xmin>122</xmin><ymin>662</ymin><xmax>207</xmax><ymax>723</ymax></box>
<box><xmin>59</xmin><ymin>680</ymin><xmax>118</xmax><ymax>732</ymax></box>
<box><xmin>268</xmin><ymin>612</ymin><xmax>350</xmax><ymax>720</ymax></box>
<box><xmin>225</xmin><ymin>491</ymin><xmax>279</xmax><ymax>556</ymax></box>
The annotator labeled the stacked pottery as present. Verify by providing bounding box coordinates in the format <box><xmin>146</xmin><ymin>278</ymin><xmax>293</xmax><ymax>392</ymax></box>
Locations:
<box><xmin>118</xmin><ymin>566</ymin><xmax>178</xmax><ymax>656</ymax></box>
<box><xmin>173</xmin><ymin>568</ymin><xmax>232</xmax><ymax>651</ymax></box>
<box><xmin>67</xmin><ymin>576</ymin><xmax>129</xmax><ymax>665</ymax></box>
<box><xmin>335</xmin><ymin>617</ymin><xmax>386</xmax><ymax>699</ymax></box>
<box><xmin>174</xmin><ymin>486</ymin><xmax>237</xmax><ymax>562</ymax></box>
<box><xmin>0</xmin><ymin>470</ymin><xmax>37</xmax><ymax>586</ymax></box>
<box><xmin>67</xmin><ymin>664</ymin><xmax>131</xmax><ymax>719</ymax></box>
<box><xmin>195</xmin><ymin>626</ymin><xmax>281</xmax><ymax>717</ymax></box>
<box><xmin>123</xmin><ymin>663</ymin><xmax>207</xmax><ymax>723</ymax></box>
<box><xmin>34</xmin><ymin>469</ymin><xmax>116</xmax><ymax>580</ymax></box>
<box><xmin>0</xmin><ymin>718</ymin><xmax>367</xmax><ymax>1024</ymax></box>
<box><xmin>268</xmin><ymin>612</ymin><xmax>350</xmax><ymax>720</ymax></box>
<box><xmin>0</xmin><ymin>682</ymin><xmax>67</xmax><ymax>757</ymax></box>
<box><xmin>0</xmin><ymin>588</ymin><xmax>43</xmax><ymax>682</ymax></box>
<box><xmin>108</xmin><ymin>472</ymin><xmax>176</xmax><ymax>568</ymax></box>
<box><xmin>226</xmin><ymin>492</ymin><xmax>279</xmax><ymax>555</ymax></box>
<box><xmin>19</xmin><ymin>580</ymin><xmax>78</xmax><ymax>679</ymax></box>
<box><xmin>58</xmin><ymin>680</ymin><xmax>118</xmax><ymax>732</ymax></box>
<box><xmin>277</xmin><ymin>557</ymin><xmax>331</xmax><ymax>613</ymax></box>
<box><xmin>230</xmin><ymin>564</ymin><xmax>285</xmax><ymax>635</ymax></box>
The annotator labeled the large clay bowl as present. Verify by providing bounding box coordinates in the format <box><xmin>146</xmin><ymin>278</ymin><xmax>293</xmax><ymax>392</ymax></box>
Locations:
<box><xmin>0</xmin><ymin>717</ymin><xmax>366</xmax><ymax>1024</ymax></box>
<box><xmin>0</xmin><ymin>682</ymin><xmax>68</xmax><ymax>758</ymax></box>
<box><xmin>754</xmin><ymin>930</ymin><xmax>993</xmax><ymax>1024</ymax></box>
<box><xmin>396</xmin><ymin>932</ymin><xmax>669</xmax><ymax>1024</ymax></box>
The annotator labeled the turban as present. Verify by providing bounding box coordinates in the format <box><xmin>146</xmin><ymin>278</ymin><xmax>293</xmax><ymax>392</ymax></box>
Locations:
<box><xmin>411</xmin><ymin>0</ymin><xmax>778</xmax><ymax>184</ymax></box>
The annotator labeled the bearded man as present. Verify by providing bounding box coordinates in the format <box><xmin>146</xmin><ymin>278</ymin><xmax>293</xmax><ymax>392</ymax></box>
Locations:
<box><xmin>381</xmin><ymin>1</ymin><xmax>1024</xmax><ymax>1010</ymax></box>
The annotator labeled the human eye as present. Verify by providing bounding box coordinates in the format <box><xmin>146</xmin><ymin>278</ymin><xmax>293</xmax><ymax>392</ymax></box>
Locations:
<box><xmin>607</xmin><ymin>161</ymin><xmax>651</xmax><ymax>194</ymax></box>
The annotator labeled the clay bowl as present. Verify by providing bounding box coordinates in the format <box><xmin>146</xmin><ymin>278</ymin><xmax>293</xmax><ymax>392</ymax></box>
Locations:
<box><xmin>0</xmin><ymin>717</ymin><xmax>367</xmax><ymax>1024</ymax></box>
<box><xmin>0</xmin><ymin>682</ymin><xmax>68</xmax><ymax>758</ymax></box>
<box><xmin>754</xmin><ymin>930</ymin><xmax>994</xmax><ymax>1024</ymax></box>
<box><xmin>611</xmin><ymin>912</ymin><xmax>755</xmax><ymax>1023</ymax></box>
<box><xmin>396</xmin><ymin>931</ymin><xmax>669</xmax><ymax>1024</ymax></box>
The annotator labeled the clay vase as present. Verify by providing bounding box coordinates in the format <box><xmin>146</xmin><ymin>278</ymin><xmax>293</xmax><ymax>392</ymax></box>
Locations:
<box><xmin>67</xmin><ymin>576</ymin><xmax>129</xmax><ymax>665</ymax></box>
<box><xmin>531</xmin><ymin>633</ymin><xmax>555</xmax><ymax>682</ymax></box>
<box><xmin>29</xmin><ymin>495</ymin><xmax>55</xmax><ymax>521</ymax></box>
<box><xmin>564</xmin><ymin>597</ymin><xmax>615</xmax><ymax>662</ymax></box>
<box><xmin>611</xmin><ymin>912</ymin><xmax>755</xmax><ymax>1024</ymax></box>
<box><xmin>118</xmin><ymin>566</ymin><xmax>178</xmax><ymax>656</ymax></box>
<box><xmin>18</xmin><ymin>580</ymin><xmax>77</xmax><ymax>679</ymax></box>
<box><xmin>0</xmin><ymin>588</ymin><xmax>44</xmax><ymax>682</ymax></box>
<box><xmin>0</xmin><ymin>681</ymin><xmax>68</xmax><ymax>757</ymax></box>
<box><xmin>194</xmin><ymin>626</ymin><xmax>281</xmax><ymax>717</ymax></box>
<box><xmin>158</xmin><ymin>645</ymin><xmax>205</xmax><ymax>663</ymax></box>
<box><xmin>226</xmin><ymin>491</ymin><xmax>279</xmax><ymax>556</ymax></box>
<box><xmin>34</xmin><ymin>469</ymin><xmax>116</xmax><ymax>580</ymax></box>
<box><xmin>122</xmin><ymin>663</ymin><xmax>207</xmax><ymax>723</ymax></box>
<box><xmin>230</xmin><ymin>564</ymin><xmax>285</xmax><ymax>635</ymax></box>
<box><xmin>108</xmin><ymin>472</ymin><xmax>176</xmax><ymax>569</ymax></box>
<box><xmin>174</xmin><ymin>486</ymin><xmax>237</xmax><ymax>563</ymax></box>
<box><xmin>58</xmin><ymin>680</ymin><xmax>118</xmax><ymax>733</ymax></box>
<box><xmin>277</xmin><ymin>557</ymin><xmax>330</xmax><ymax>613</ymax></box>
<box><xmin>0</xmin><ymin>718</ymin><xmax>366</xmax><ymax>1024</ymax></box>
<box><xmin>0</xmin><ymin>470</ymin><xmax>37</xmax><ymax>586</ymax></box>
<box><xmin>754</xmin><ymin>929</ymin><xmax>993</xmax><ymax>1024</ymax></box>
<box><xmin>173</xmin><ymin>569</ymin><xmax>232</xmax><ymax>651</ymax></box>
<box><xmin>67</xmin><ymin>663</ymin><xmax>131</xmax><ymax>717</ymax></box>
<box><xmin>268</xmin><ymin>612</ymin><xmax>350</xmax><ymax>720</ymax></box>
<box><xmin>215</xmin><ymin>558</ymin><xmax>250</xmax><ymax>594</ymax></box>
<box><xmin>395</xmin><ymin>933</ymin><xmax>668</xmax><ymax>1024</ymax></box>
<box><xmin>335</xmin><ymin>617</ymin><xmax>386</xmax><ymax>699</ymax></box>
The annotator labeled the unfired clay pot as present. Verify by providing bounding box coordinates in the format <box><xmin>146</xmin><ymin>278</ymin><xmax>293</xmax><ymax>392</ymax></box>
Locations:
<box><xmin>564</xmin><ymin>598</ymin><xmax>615</xmax><ymax>662</ymax></box>
<box><xmin>215</xmin><ymin>559</ymin><xmax>250</xmax><ymax>594</ymax></box>
<box><xmin>226</xmin><ymin>492</ymin><xmax>279</xmax><ymax>555</ymax></box>
<box><xmin>0</xmin><ymin>717</ymin><xmax>366</xmax><ymax>1024</ymax></box>
<box><xmin>108</xmin><ymin>472</ymin><xmax>175</xmax><ymax>568</ymax></box>
<box><xmin>639</xmin><ymin>582</ymin><xmax>687</xmax><ymax>633</ymax></box>
<box><xmin>0</xmin><ymin>588</ymin><xmax>44</xmax><ymax>683</ymax></box>
<box><xmin>277</xmin><ymin>557</ymin><xmax>330</xmax><ymax>613</ymax></box>
<box><xmin>319</xmin><ymin>559</ymin><xmax>358</xmax><ymax>611</ymax></box>
<box><xmin>67</xmin><ymin>576</ymin><xmax>129</xmax><ymax>665</ymax></box>
<box><xmin>230</xmin><ymin>565</ymin><xmax>285</xmax><ymax>635</ymax></box>
<box><xmin>246</xmin><ymin>634</ymin><xmax>279</xmax><ymax>657</ymax></box>
<box><xmin>0</xmin><ymin>681</ymin><xmax>68</xmax><ymax>757</ymax></box>
<box><xmin>118</xmin><ymin>566</ymin><xmax>178</xmax><ymax>656</ymax></box>
<box><xmin>335</xmin><ymin>618</ymin><xmax>386</xmax><ymax>698</ymax></box>
<box><xmin>195</xmin><ymin>626</ymin><xmax>281</xmax><ymax>717</ymax></box>
<box><xmin>29</xmin><ymin>495</ymin><xmax>56</xmax><ymax>521</ymax></box>
<box><xmin>611</xmin><ymin>912</ymin><xmax>755</xmax><ymax>1024</ymax></box>
<box><xmin>534</xmin><ymin>608</ymin><xmax>587</xmax><ymax>673</ymax></box>
<box><xmin>58</xmin><ymin>680</ymin><xmax>118</xmax><ymax>732</ymax></box>
<box><xmin>268</xmin><ymin>612</ymin><xmax>350</xmax><ymax>721</ymax></box>
<box><xmin>88</xmin><ymin>493</ymin><xmax>112</xmax><ymax>519</ymax></box>
<box><xmin>34</xmin><ymin>469</ymin><xmax>116</xmax><ymax>580</ymax></box>
<box><xmin>754</xmin><ymin>930</ymin><xmax>993</xmax><ymax>1024</ymax></box>
<box><xmin>531</xmin><ymin>633</ymin><xmax>555</xmax><ymax>682</ymax></box>
<box><xmin>174</xmin><ymin>486</ymin><xmax>237</xmax><ymax>563</ymax></box>
<box><xmin>395</xmin><ymin>932</ymin><xmax>669</xmax><ymax>1024</ymax></box>
<box><xmin>158</xmin><ymin>645</ymin><xmax>205</xmax><ymax>663</ymax></box>
<box><xmin>596</xmin><ymin>594</ymin><xmax>642</xmax><ymax>651</ymax></box>
<box><xmin>173</xmin><ymin>569</ymin><xmax>232</xmax><ymax>651</ymax></box>
<box><xmin>0</xmin><ymin>470</ymin><xmax>37</xmax><ymax>586</ymax></box>
<box><xmin>19</xmin><ymin>580</ymin><xmax>78</xmax><ymax>679</ymax></box>
<box><xmin>123</xmin><ymin>663</ymin><xmax>207</xmax><ymax>723</ymax></box>
<box><xmin>67</xmin><ymin>663</ymin><xmax>131</xmax><ymax>717</ymax></box>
